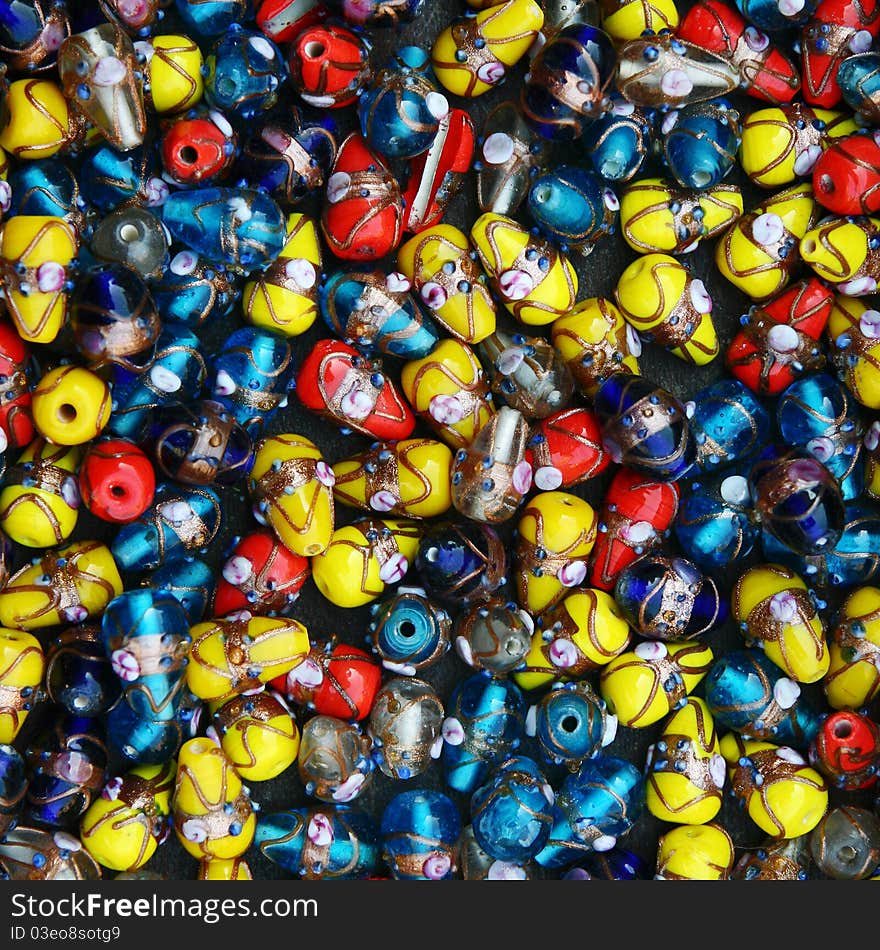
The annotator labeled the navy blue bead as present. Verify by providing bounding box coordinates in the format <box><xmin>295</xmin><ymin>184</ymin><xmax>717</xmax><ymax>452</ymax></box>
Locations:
<box><xmin>46</xmin><ymin>627</ymin><xmax>120</xmax><ymax>718</ymax></box>
<box><xmin>416</xmin><ymin>523</ymin><xmax>506</xmax><ymax>606</ymax></box>
<box><xmin>659</xmin><ymin>99</ymin><xmax>741</xmax><ymax>191</ymax></box>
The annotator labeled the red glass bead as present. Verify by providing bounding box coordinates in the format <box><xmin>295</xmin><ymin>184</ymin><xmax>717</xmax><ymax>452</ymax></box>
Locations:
<box><xmin>813</xmin><ymin>134</ymin><xmax>880</xmax><ymax>216</ymax></box>
<box><xmin>288</xmin><ymin>24</ymin><xmax>373</xmax><ymax>109</ymax></box>
<box><xmin>321</xmin><ymin>133</ymin><xmax>404</xmax><ymax>261</ymax></box>
<box><xmin>79</xmin><ymin>438</ymin><xmax>156</xmax><ymax>523</ymax></box>
<box><xmin>161</xmin><ymin>114</ymin><xmax>237</xmax><ymax>186</ymax></box>
<box><xmin>0</xmin><ymin>317</ymin><xmax>35</xmax><ymax>451</ymax></box>
<box><xmin>678</xmin><ymin>0</ymin><xmax>800</xmax><ymax>104</ymax></box>
<box><xmin>589</xmin><ymin>467</ymin><xmax>680</xmax><ymax>590</ymax></box>
<box><xmin>275</xmin><ymin>641</ymin><xmax>382</xmax><ymax>720</ymax></box>
<box><xmin>801</xmin><ymin>0</ymin><xmax>880</xmax><ymax>108</ymax></box>
<box><xmin>213</xmin><ymin>530</ymin><xmax>310</xmax><ymax>617</ymax></box>
<box><xmin>525</xmin><ymin>407</ymin><xmax>609</xmax><ymax>491</ymax></box>
<box><xmin>810</xmin><ymin>710</ymin><xmax>880</xmax><ymax>790</ymax></box>
<box><xmin>725</xmin><ymin>278</ymin><xmax>833</xmax><ymax>396</ymax></box>
<box><xmin>257</xmin><ymin>0</ymin><xmax>329</xmax><ymax>42</ymax></box>
<box><xmin>296</xmin><ymin>338</ymin><xmax>416</xmax><ymax>441</ymax></box>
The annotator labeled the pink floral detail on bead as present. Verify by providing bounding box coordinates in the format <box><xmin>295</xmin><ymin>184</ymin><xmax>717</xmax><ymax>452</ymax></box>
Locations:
<box><xmin>429</xmin><ymin>394</ymin><xmax>465</xmax><ymax>425</ymax></box>
<box><xmin>442</xmin><ymin>716</ymin><xmax>465</xmax><ymax>745</ymax></box>
<box><xmin>769</xmin><ymin>590</ymin><xmax>799</xmax><ymax>623</ymax></box>
<box><xmin>369</xmin><ymin>490</ymin><xmax>397</xmax><ymax>512</ymax></box>
<box><xmin>426</xmin><ymin>92</ymin><xmax>450</xmax><ymax>119</ymax></box>
<box><xmin>788</xmin><ymin>457</ymin><xmax>824</xmax><ymax>482</ymax></box>
<box><xmin>341</xmin><ymin>387</ymin><xmax>374</xmax><ymax>421</ymax></box>
<box><xmin>287</xmin><ymin>658</ymin><xmax>324</xmax><ymax>690</ymax></box>
<box><xmin>840</xmin><ymin>276</ymin><xmax>878</xmax><ymax>296</ymax></box>
<box><xmin>43</xmin><ymin>21</ymin><xmax>65</xmax><ymax>51</ymax></box>
<box><xmin>660</xmin><ymin>111</ymin><xmax>679</xmax><ymax>135</ymax></box>
<box><xmin>709</xmin><ymin>755</ymin><xmax>726</xmax><ymax>788</ymax></box>
<box><xmin>620</xmin><ymin>520</ymin><xmax>654</xmax><ymax>545</ymax></box>
<box><xmin>496</xmin><ymin>346</ymin><xmax>525</xmax><ymax>375</ymax></box>
<box><xmin>0</xmin><ymin>181</ymin><xmax>11</xmax><ymax>213</ymax></box>
<box><xmin>776</xmin><ymin>0</ymin><xmax>804</xmax><ymax>15</ymax></box>
<box><xmin>767</xmin><ymin>324</ymin><xmax>799</xmax><ymax>354</ymax></box>
<box><xmin>307</xmin><ymin>813</ymin><xmax>334</xmax><ymax>847</ymax></box>
<box><xmin>93</xmin><ymin>56</ymin><xmax>127</xmax><ymax>86</ymax></box>
<box><xmin>379</xmin><ymin>553</ymin><xmax>408</xmax><ymax>584</ymax></box>
<box><xmin>860</xmin><ymin>309</ymin><xmax>880</xmax><ymax>339</ymax></box>
<box><xmin>54</xmin><ymin>751</ymin><xmax>91</xmax><ymax>785</ymax></box>
<box><xmin>36</xmin><ymin>262</ymin><xmax>65</xmax><ymax>293</ymax></box>
<box><xmin>660</xmin><ymin>69</ymin><xmax>693</xmax><ymax>99</ymax></box>
<box><xmin>744</xmin><ymin>26</ymin><xmax>769</xmax><ymax>51</ymax></box>
<box><xmin>170</xmin><ymin>251</ymin><xmax>198</xmax><ymax>276</ymax></box>
<box><xmin>326</xmin><ymin>172</ymin><xmax>352</xmax><ymax>204</ymax></box>
<box><xmin>422</xmin><ymin>854</ymin><xmax>451</xmax><ymax>879</ymax></box>
<box><xmin>498</xmin><ymin>269</ymin><xmax>535</xmax><ymax>300</ymax></box>
<box><xmin>63</xmin><ymin>606</ymin><xmax>88</xmax><ymax>623</ymax></box>
<box><xmin>286</xmin><ymin>258</ymin><xmax>316</xmax><ymax>288</ymax></box>
<box><xmin>385</xmin><ymin>272</ymin><xmax>411</xmax><ymax>293</ymax></box>
<box><xmin>634</xmin><ymin>641</ymin><xmax>667</xmax><ymax>661</ymax></box>
<box><xmin>145</xmin><ymin>177</ymin><xmax>169</xmax><ymax>207</ymax></box>
<box><xmin>159</xmin><ymin>500</ymin><xmax>194</xmax><ymax>524</ymax></box>
<box><xmin>512</xmin><ymin>460</ymin><xmax>533</xmax><ymax>495</ymax></box>
<box><xmin>119</xmin><ymin>0</ymin><xmax>149</xmax><ymax>19</ymax></box>
<box><xmin>112</xmin><ymin>648</ymin><xmax>141</xmax><ymax>682</ymax></box>
<box><xmin>332</xmin><ymin>772</ymin><xmax>366</xmax><ymax>802</ymax></box>
<box><xmin>603</xmin><ymin>188</ymin><xmax>619</xmax><ymax>212</ymax></box>
<box><xmin>559</xmin><ymin>561</ymin><xmax>587</xmax><ymax>588</ymax></box>
<box><xmin>181</xmin><ymin>819</ymin><xmax>209</xmax><ymax>843</ymax></box>
<box><xmin>689</xmin><ymin>278</ymin><xmax>712</xmax><ymax>313</ymax></box>
<box><xmin>222</xmin><ymin>556</ymin><xmax>253</xmax><ymax>585</ymax></box>
<box><xmin>420</xmin><ymin>282</ymin><xmax>448</xmax><ymax>310</ymax></box>
<box><xmin>102</xmin><ymin>777</ymin><xmax>123</xmax><ymax>801</ymax></box>
<box><xmin>482</xmin><ymin>132</ymin><xmax>514</xmax><ymax>165</ymax></box>
<box><xmin>792</xmin><ymin>145</ymin><xmax>822</xmax><ymax>176</ymax></box>
<box><xmin>61</xmin><ymin>477</ymin><xmax>80</xmax><ymax>509</ymax></box>
<box><xmin>314</xmin><ymin>461</ymin><xmax>336</xmax><ymax>487</ymax></box>
<box><xmin>549</xmin><ymin>638</ymin><xmax>578</xmax><ymax>668</ymax></box>
<box><xmin>806</xmin><ymin>436</ymin><xmax>835</xmax><ymax>463</ymax></box>
<box><xmin>488</xmin><ymin>861</ymin><xmax>527</xmax><ymax>880</ymax></box>
<box><xmin>752</xmin><ymin>212</ymin><xmax>785</xmax><ymax>246</ymax></box>
<box><xmin>865</xmin><ymin>420</ymin><xmax>880</xmax><ymax>452</ymax></box>
<box><xmin>850</xmin><ymin>29</ymin><xmax>873</xmax><ymax>53</ymax></box>
<box><xmin>534</xmin><ymin>466</ymin><xmax>563</xmax><ymax>491</ymax></box>
<box><xmin>477</xmin><ymin>61</ymin><xmax>506</xmax><ymax>85</ymax></box>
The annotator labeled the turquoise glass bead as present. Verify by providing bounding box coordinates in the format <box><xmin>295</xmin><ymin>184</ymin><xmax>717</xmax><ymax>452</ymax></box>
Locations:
<box><xmin>658</xmin><ymin>99</ymin><xmax>741</xmax><ymax>191</ymax></box>
<box><xmin>528</xmin><ymin>682</ymin><xmax>610</xmax><ymax>770</ymax></box>
<box><xmin>204</xmin><ymin>28</ymin><xmax>288</xmax><ymax>121</ymax></box>
<box><xmin>690</xmin><ymin>379</ymin><xmax>771</xmax><ymax>473</ymax></box>
<box><xmin>527</xmin><ymin>165</ymin><xmax>618</xmax><ymax>254</ymax></box>
<box><xmin>147</xmin><ymin>559</ymin><xmax>215</xmax><ymax>625</ymax></box>
<box><xmin>582</xmin><ymin>100</ymin><xmax>653</xmax><ymax>184</ymax></box>
<box><xmin>381</xmin><ymin>790</ymin><xmax>460</xmax><ymax>880</ymax></box>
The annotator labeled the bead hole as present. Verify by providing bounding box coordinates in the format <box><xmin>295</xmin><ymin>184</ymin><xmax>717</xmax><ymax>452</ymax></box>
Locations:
<box><xmin>561</xmin><ymin>715</ymin><xmax>579</xmax><ymax>733</ymax></box>
<box><xmin>119</xmin><ymin>223</ymin><xmax>140</xmax><ymax>243</ymax></box>
<box><xmin>399</xmin><ymin>621</ymin><xmax>416</xmax><ymax>638</ymax></box>
<box><xmin>110</xmin><ymin>484</ymin><xmax>126</xmax><ymax>498</ymax></box>
<box><xmin>833</xmin><ymin>720</ymin><xmax>853</xmax><ymax>740</ymax></box>
<box><xmin>801</xmin><ymin>238</ymin><xmax>817</xmax><ymax>255</ymax></box>
<box><xmin>178</xmin><ymin>145</ymin><xmax>198</xmax><ymax>165</ymax></box>
<box><xmin>691</xmin><ymin>170</ymin><xmax>712</xmax><ymax>188</ymax></box>
<box><xmin>303</xmin><ymin>41</ymin><xmax>325</xmax><ymax>58</ymax></box>
<box><xmin>57</xmin><ymin>403</ymin><xmax>77</xmax><ymax>423</ymax></box>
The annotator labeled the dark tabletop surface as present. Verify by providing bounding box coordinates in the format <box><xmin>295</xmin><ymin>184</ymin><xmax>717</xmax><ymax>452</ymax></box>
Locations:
<box><xmin>12</xmin><ymin>0</ymin><xmax>879</xmax><ymax>881</ymax></box>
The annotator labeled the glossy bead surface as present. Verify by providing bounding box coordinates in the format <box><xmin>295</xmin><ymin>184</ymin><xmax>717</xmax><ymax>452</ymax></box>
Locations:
<box><xmin>160</xmin><ymin>114</ymin><xmax>236</xmax><ymax>187</ymax></box>
<box><xmin>175</xmin><ymin>0</ymin><xmax>252</xmax><ymax>38</ymax></box>
<box><xmin>143</xmin><ymin>35</ymin><xmax>205</xmax><ymax>115</ymax></box>
<box><xmin>0</xmin><ymin>827</ymin><xmax>100</xmax><ymax>880</ymax></box>
<box><xmin>152</xmin><ymin>253</ymin><xmax>240</xmax><ymax>330</ymax></box>
<box><xmin>288</xmin><ymin>25</ymin><xmax>372</xmax><ymax>110</ymax></box>
<box><xmin>368</xmin><ymin>587</ymin><xmax>451</xmax><ymax>674</ymax></box>
<box><xmin>733</xmin><ymin>836</ymin><xmax>811</xmax><ymax>880</ymax></box>
<box><xmin>381</xmin><ymin>790</ymin><xmax>460</xmax><ymax>880</ymax></box>
<box><xmin>655</xmin><ymin>822</ymin><xmax>734</xmax><ymax>880</ymax></box>
<box><xmin>0</xmin><ymin>318</ymin><xmax>35</xmax><ymax>452</ymax></box>
<box><xmin>582</xmin><ymin>100</ymin><xmax>653</xmax><ymax>183</ymax></box>
<box><xmin>658</xmin><ymin>98</ymin><xmax>741</xmax><ymax>190</ymax></box>
<box><xmin>213</xmin><ymin>530</ymin><xmax>309</xmax><ymax>616</ymax></box>
<box><xmin>368</xmin><ymin>677</ymin><xmax>444</xmax><ymax>781</ymax></box>
<box><xmin>148</xmin><ymin>559</ymin><xmax>215</xmax><ymax>625</ymax></box>
<box><xmin>829</xmin><ymin>295</ymin><xmax>880</xmax><ymax>410</ymax></box>
<box><xmin>0</xmin><ymin>629</ymin><xmax>44</xmax><ymax>744</ymax></box>
<box><xmin>525</xmin><ymin>407</ymin><xmax>609</xmax><ymax>491</ymax></box>
<box><xmin>79</xmin><ymin>439</ymin><xmax>155</xmax><ymax>523</ymax></box>
<box><xmin>0</xmin><ymin>78</ymin><xmax>71</xmax><ymax>161</ymax></box>
<box><xmin>45</xmin><ymin>626</ymin><xmax>120</xmax><ymax>718</ymax></box>
<box><xmin>810</xmin><ymin>806</ymin><xmax>880</xmax><ymax>879</ymax></box>
<box><xmin>31</xmin><ymin>365</ymin><xmax>111</xmax><ymax>447</ymax></box>
<box><xmin>839</xmin><ymin>52</ymin><xmax>880</xmax><ymax>122</ymax></box>
<box><xmin>825</xmin><ymin>586</ymin><xmax>880</xmax><ymax>709</ymax></box>
<box><xmin>688</xmin><ymin>380</ymin><xmax>770</xmax><ymax>474</ymax></box>
<box><xmin>204</xmin><ymin>29</ymin><xmax>287</xmax><ymax>121</ymax></box>
<box><xmin>453</xmin><ymin>598</ymin><xmax>533</xmax><ymax>675</ymax></box>
<box><xmin>280</xmin><ymin>641</ymin><xmax>381</xmax><ymax>721</ymax></box>
<box><xmin>297</xmin><ymin>716</ymin><xmax>374</xmax><ymax>804</ymax></box>
<box><xmin>0</xmin><ymin>745</ymin><xmax>26</xmax><ymax>836</ymax></box>
<box><xmin>528</xmin><ymin>166</ymin><xmax>617</xmax><ymax>255</ymax></box>
<box><xmin>810</xmin><ymin>711</ymin><xmax>880</xmax><ymax>789</ymax></box>
<box><xmin>212</xmin><ymin>692</ymin><xmax>299</xmax><ymax>782</ymax></box>
<box><xmin>813</xmin><ymin>135</ymin><xmax>880</xmax><ymax>216</ymax></box>
<box><xmin>527</xmin><ymin>681</ymin><xmax>611</xmax><ymax>771</ymax></box>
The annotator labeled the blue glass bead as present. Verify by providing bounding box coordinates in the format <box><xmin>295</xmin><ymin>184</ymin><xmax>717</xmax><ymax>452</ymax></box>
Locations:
<box><xmin>442</xmin><ymin>671</ymin><xmax>525</xmax><ymax>795</ymax></box>
<box><xmin>675</xmin><ymin>467</ymin><xmax>759</xmax><ymax>571</ymax></box>
<box><xmin>705</xmin><ymin>648</ymin><xmax>823</xmax><ymax>747</ymax></box>
<box><xmin>734</xmin><ymin>0</ymin><xmax>818</xmax><ymax>30</ymax></box>
<box><xmin>204</xmin><ymin>29</ymin><xmax>288</xmax><ymax>121</ymax></box>
<box><xmin>234</xmin><ymin>112</ymin><xmax>337</xmax><ymax>205</ymax></box>
<box><xmin>471</xmin><ymin>755</ymin><xmax>554</xmax><ymax>863</ymax></box>
<box><xmin>658</xmin><ymin>99</ymin><xmax>741</xmax><ymax>191</ymax></box>
<box><xmin>78</xmin><ymin>144</ymin><xmax>165</xmax><ymax>213</ymax></box>
<box><xmin>105</xmin><ymin>699</ymin><xmax>194</xmax><ymax>766</ymax></box>
<box><xmin>564</xmin><ymin>847</ymin><xmax>650</xmax><ymax>880</ymax></box>
<box><xmin>150</xmin><ymin>253</ymin><xmax>241</xmax><ymax>329</ymax></box>
<box><xmin>209</xmin><ymin>327</ymin><xmax>295</xmax><ymax>435</ymax></box>
<box><xmin>415</xmin><ymin>522</ymin><xmax>506</xmax><ymax>607</ymax></box>
<box><xmin>161</xmin><ymin>187</ymin><xmax>286</xmax><ymax>272</ymax></box>
<box><xmin>615</xmin><ymin>555</ymin><xmax>726</xmax><ymax>641</ymax></box>
<box><xmin>111</xmin><ymin>483</ymin><xmax>222</xmax><ymax>572</ymax></box>
<box><xmin>380</xmin><ymin>790</ymin><xmax>461</xmax><ymax>880</ymax></box>
<box><xmin>175</xmin><ymin>0</ymin><xmax>253</xmax><ymax>38</ymax></box>
<box><xmin>690</xmin><ymin>379</ymin><xmax>771</xmax><ymax>473</ymax></box>
<box><xmin>520</xmin><ymin>24</ymin><xmax>615</xmax><ymax>141</ymax></box>
<box><xmin>101</xmin><ymin>589</ymin><xmax>192</xmax><ymax>721</ymax></box>
<box><xmin>109</xmin><ymin>325</ymin><xmax>207</xmax><ymax>441</ymax></box>
<box><xmin>368</xmin><ymin>587</ymin><xmax>451</xmax><ymax>673</ymax></box>
<box><xmin>70</xmin><ymin>263</ymin><xmax>161</xmax><ymax>368</ymax></box>
<box><xmin>320</xmin><ymin>270</ymin><xmax>439</xmax><ymax>359</ymax></box>
<box><xmin>0</xmin><ymin>744</ymin><xmax>26</xmax><ymax>834</ymax></box>
<box><xmin>582</xmin><ymin>100</ymin><xmax>653</xmax><ymax>183</ymax></box>
<box><xmin>146</xmin><ymin>558</ymin><xmax>215</xmax><ymax>625</ymax></box>
<box><xmin>777</xmin><ymin>373</ymin><xmax>864</xmax><ymax>501</ymax></box>
<box><xmin>23</xmin><ymin>714</ymin><xmax>107</xmax><ymax>829</ymax></box>
<box><xmin>527</xmin><ymin>165</ymin><xmax>617</xmax><ymax>254</ymax></box>
<box><xmin>6</xmin><ymin>160</ymin><xmax>87</xmax><ymax>231</ymax></box>
<box><xmin>45</xmin><ymin>625</ymin><xmax>121</xmax><ymax>718</ymax></box>
<box><xmin>536</xmin><ymin>755</ymin><xmax>644</xmax><ymax>869</ymax></box>
<box><xmin>839</xmin><ymin>53</ymin><xmax>880</xmax><ymax>123</ymax></box>
<box><xmin>528</xmin><ymin>682</ymin><xmax>609</xmax><ymax>770</ymax></box>
<box><xmin>324</xmin><ymin>0</ymin><xmax>425</xmax><ymax>24</ymax></box>
<box><xmin>594</xmin><ymin>372</ymin><xmax>696</xmax><ymax>482</ymax></box>
<box><xmin>761</xmin><ymin>501</ymin><xmax>880</xmax><ymax>589</ymax></box>
<box><xmin>358</xmin><ymin>46</ymin><xmax>446</xmax><ymax>159</ymax></box>
<box><xmin>256</xmin><ymin>806</ymin><xmax>380</xmax><ymax>879</ymax></box>
<box><xmin>751</xmin><ymin>449</ymin><xmax>845</xmax><ymax>556</ymax></box>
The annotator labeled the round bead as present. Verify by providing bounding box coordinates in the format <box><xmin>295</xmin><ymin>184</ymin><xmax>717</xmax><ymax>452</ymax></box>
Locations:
<box><xmin>79</xmin><ymin>439</ymin><xmax>156</xmax><ymax>523</ymax></box>
<box><xmin>31</xmin><ymin>366</ymin><xmax>112</xmax><ymax>447</ymax></box>
<box><xmin>810</xmin><ymin>806</ymin><xmax>880</xmax><ymax>879</ymax></box>
<box><xmin>213</xmin><ymin>692</ymin><xmax>300</xmax><ymax>782</ymax></box>
<box><xmin>655</xmin><ymin>823</ymin><xmax>734</xmax><ymax>880</ymax></box>
<box><xmin>144</xmin><ymin>35</ymin><xmax>205</xmax><ymax>115</ymax></box>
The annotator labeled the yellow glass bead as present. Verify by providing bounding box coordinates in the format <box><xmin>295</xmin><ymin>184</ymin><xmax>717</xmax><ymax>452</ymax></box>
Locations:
<box><xmin>145</xmin><ymin>35</ymin><xmax>204</xmax><ymax>115</ymax></box>
<box><xmin>0</xmin><ymin>439</ymin><xmax>81</xmax><ymax>548</ymax></box>
<box><xmin>599</xmin><ymin>640</ymin><xmax>714</xmax><ymax>729</ymax></box>
<box><xmin>0</xmin><ymin>79</ymin><xmax>70</xmax><ymax>160</ymax></box>
<box><xmin>198</xmin><ymin>857</ymin><xmax>253</xmax><ymax>880</ymax></box>
<box><xmin>0</xmin><ymin>215</ymin><xmax>78</xmax><ymax>343</ymax></box>
<box><xmin>739</xmin><ymin>106</ymin><xmax>857</xmax><ymax>189</ymax></box>
<box><xmin>242</xmin><ymin>213</ymin><xmax>321</xmax><ymax>337</ymax></box>
<box><xmin>721</xmin><ymin>734</ymin><xmax>828</xmax><ymax>838</ymax></box>
<box><xmin>471</xmin><ymin>212</ymin><xmax>577</xmax><ymax>326</ymax></box>
<box><xmin>400</xmin><ymin>340</ymin><xmax>494</xmax><ymax>450</ymax></box>
<box><xmin>800</xmin><ymin>217</ymin><xmax>880</xmax><ymax>292</ymax></box>
<box><xmin>619</xmin><ymin>178</ymin><xmax>743</xmax><ymax>255</ymax></box>
<box><xmin>397</xmin><ymin>225</ymin><xmax>497</xmax><ymax>344</ymax></box>
<box><xmin>512</xmin><ymin>588</ymin><xmax>631</xmax><ymax>691</ymax></box>
<box><xmin>312</xmin><ymin>519</ymin><xmax>422</xmax><ymax>609</ymax></box>
<box><xmin>0</xmin><ymin>145</ymin><xmax>8</xmax><ymax>179</ymax></box>
<box><xmin>601</xmin><ymin>0</ymin><xmax>678</xmax><ymax>42</ymax></box>
<box><xmin>0</xmin><ymin>628</ymin><xmax>44</xmax><ymax>743</ymax></box>
<box><xmin>646</xmin><ymin>698</ymin><xmax>724</xmax><ymax>826</ymax></box>
<box><xmin>551</xmin><ymin>297</ymin><xmax>641</xmax><ymax>397</ymax></box>
<box><xmin>248</xmin><ymin>433</ymin><xmax>335</xmax><ymax>557</ymax></box>
<box><xmin>212</xmin><ymin>692</ymin><xmax>300</xmax><ymax>783</ymax></box>
<box><xmin>431</xmin><ymin>0</ymin><xmax>544</xmax><ymax>98</ymax></box>
<box><xmin>31</xmin><ymin>365</ymin><xmax>112</xmax><ymax>446</ymax></box>
<box><xmin>79</xmin><ymin>762</ymin><xmax>175</xmax><ymax>872</ymax></box>
<box><xmin>0</xmin><ymin>539</ymin><xmax>123</xmax><ymax>631</ymax></box>
<box><xmin>173</xmin><ymin>738</ymin><xmax>256</xmax><ymax>860</ymax></box>
<box><xmin>732</xmin><ymin>563</ymin><xmax>829</xmax><ymax>683</ymax></box>
<box><xmin>827</xmin><ymin>296</ymin><xmax>880</xmax><ymax>409</ymax></box>
<box><xmin>615</xmin><ymin>252</ymin><xmax>719</xmax><ymax>365</ymax></box>
<box><xmin>824</xmin><ymin>586</ymin><xmax>880</xmax><ymax>710</ymax></box>
<box><xmin>187</xmin><ymin>615</ymin><xmax>310</xmax><ymax>704</ymax></box>
<box><xmin>515</xmin><ymin>492</ymin><xmax>598</xmax><ymax>614</ymax></box>
<box><xmin>332</xmin><ymin>438</ymin><xmax>453</xmax><ymax>520</ymax></box>
<box><xmin>715</xmin><ymin>183</ymin><xmax>818</xmax><ymax>300</ymax></box>
<box><xmin>655</xmin><ymin>823</ymin><xmax>734</xmax><ymax>880</ymax></box>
